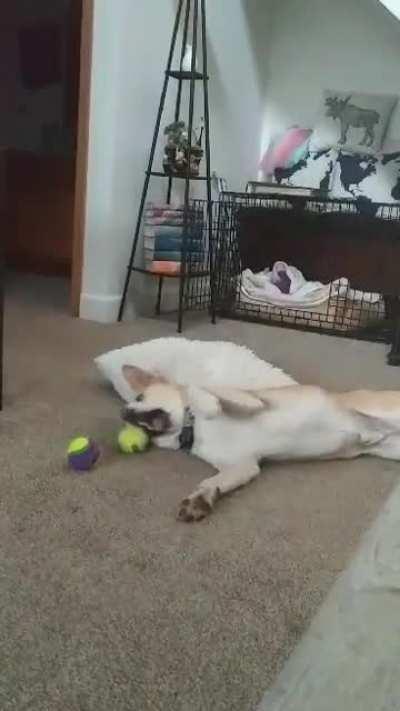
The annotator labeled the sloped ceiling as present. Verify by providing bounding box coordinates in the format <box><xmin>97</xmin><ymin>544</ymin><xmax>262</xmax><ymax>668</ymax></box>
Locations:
<box><xmin>379</xmin><ymin>0</ymin><xmax>400</xmax><ymax>20</ymax></box>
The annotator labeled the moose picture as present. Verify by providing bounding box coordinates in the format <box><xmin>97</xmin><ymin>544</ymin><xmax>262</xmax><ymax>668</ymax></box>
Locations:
<box><xmin>325</xmin><ymin>95</ymin><xmax>380</xmax><ymax>147</ymax></box>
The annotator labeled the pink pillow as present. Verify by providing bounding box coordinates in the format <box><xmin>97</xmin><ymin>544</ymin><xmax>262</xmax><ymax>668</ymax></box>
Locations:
<box><xmin>260</xmin><ymin>128</ymin><xmax>312</xmax><ymax>176</ymax></box>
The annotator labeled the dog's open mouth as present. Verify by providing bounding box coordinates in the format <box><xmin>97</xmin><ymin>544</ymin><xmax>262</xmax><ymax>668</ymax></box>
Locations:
<box><xmin>121</xmin><ymin>407</ymin><xmax>172</xmax><ymax>436</ymax></box>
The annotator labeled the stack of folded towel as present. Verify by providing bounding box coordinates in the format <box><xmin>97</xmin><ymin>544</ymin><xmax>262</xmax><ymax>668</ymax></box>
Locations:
<box><xmin>143</xmin><ymin>203</ymin><xmax>203</xmax><ymax>275</ymax></box>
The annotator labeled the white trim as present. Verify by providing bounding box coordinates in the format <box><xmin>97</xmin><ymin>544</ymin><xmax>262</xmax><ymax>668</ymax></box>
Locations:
<box><xmin>79</xmin><ymin>292</ymin><xmax>135</xmax><ymax>323</ymax></box>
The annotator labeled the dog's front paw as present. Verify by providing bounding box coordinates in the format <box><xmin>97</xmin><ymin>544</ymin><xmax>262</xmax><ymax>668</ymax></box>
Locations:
<box><xmin>177</xmin><ymin>493</ymin><xmax>213</xmax><ymax>523</ymax></box>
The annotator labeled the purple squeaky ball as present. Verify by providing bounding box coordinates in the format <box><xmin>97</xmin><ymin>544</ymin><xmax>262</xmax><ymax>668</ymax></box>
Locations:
<box><xmin>67</xmin><ymin>436</ymin><xmax>100</xmax><ymax>472</ymax></box>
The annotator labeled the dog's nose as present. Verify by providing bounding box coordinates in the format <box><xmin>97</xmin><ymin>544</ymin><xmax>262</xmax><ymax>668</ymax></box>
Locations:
<box><xmin>121</xmin><ymin>406</ymin><xmax>136</xmax><ymax>424</ymax></box>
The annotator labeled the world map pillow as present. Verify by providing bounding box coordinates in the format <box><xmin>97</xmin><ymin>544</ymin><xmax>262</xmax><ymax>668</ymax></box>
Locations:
<box><xmin>310</xmin><ymin>90</ymin><xmax>397</xmax><ymax>155</ymax></box>
<box><xmin>331</xmin><ymin>150</ymin><xmax>400</xmax><ymax>205</ymax></box>
<box><xmin>273</xmin><ymin>148</ymin><xmax>337</xmax><ymax>191</ymax></box>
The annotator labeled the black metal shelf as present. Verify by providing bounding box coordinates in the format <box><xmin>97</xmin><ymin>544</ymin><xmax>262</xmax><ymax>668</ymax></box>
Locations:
<box><xmin>118</xmin><ymin>0</ymin><xmax>213</xmax><ymax>332</ymax></box>
<box><xmin>147</xmin><ymin>170</ymin><xmax>209</xmax><ymax>181</ymax></box>
<box><xmin>167</xmin><ymin>70</ymin><xmax>207</xmax><ymax>80</ymax></box>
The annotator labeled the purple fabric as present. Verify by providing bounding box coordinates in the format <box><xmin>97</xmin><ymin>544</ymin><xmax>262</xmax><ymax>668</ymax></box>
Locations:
<box><xmin>270</xmin><ymin>261</ymin><xmax>292</xmax><ymax>294</ymax></box>
<box><xmin>273</xmin><ymin>270</ymin><xmax>292</xmax><ymax>294</ymax></box>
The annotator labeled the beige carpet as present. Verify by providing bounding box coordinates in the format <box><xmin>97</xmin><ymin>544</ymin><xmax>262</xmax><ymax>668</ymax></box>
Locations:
<box><xmin>1</xmin><ymin>274</ymin><xmax>399</xmax><ymax>711</ymax></box>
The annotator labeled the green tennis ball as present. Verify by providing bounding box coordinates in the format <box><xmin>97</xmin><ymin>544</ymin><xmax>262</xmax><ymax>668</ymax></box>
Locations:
<box><xmin>118</xmin><ymin>425</ymin><xmax>150</xmax><ymax>454</ymax></box>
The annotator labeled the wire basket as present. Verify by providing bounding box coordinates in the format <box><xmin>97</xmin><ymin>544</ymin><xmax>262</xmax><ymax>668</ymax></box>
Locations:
<box><xmin>210</xmin><ymin>192</ymin><xmax>400</xmax><ymax>343</ymax></box>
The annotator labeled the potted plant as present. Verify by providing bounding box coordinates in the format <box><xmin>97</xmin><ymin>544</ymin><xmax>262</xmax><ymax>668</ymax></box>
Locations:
<box><xmin>163</xmin><ymin>120</ymin><xmax>203</xmax><ymax>177</ymax></box>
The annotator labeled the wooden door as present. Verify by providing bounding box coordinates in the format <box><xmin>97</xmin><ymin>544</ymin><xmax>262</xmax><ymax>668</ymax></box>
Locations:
<box><xmin>4</xmin><ymin>0</ymin><xmax>83</xmax><ymax>277</ymax></box>
<box><xmin>6</xmin><ymin>149</ymin><xmax>75</xmax><ymax>276</ymax></box>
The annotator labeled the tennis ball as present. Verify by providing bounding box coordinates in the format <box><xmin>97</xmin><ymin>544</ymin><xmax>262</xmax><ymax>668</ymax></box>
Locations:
<box><xmin>118</xmin><ymin>425</ymin><xmax>150</xmax><ymax>454</ymax></box>
<box><xmin>68</xmin><ymin>436</ymin><xmax>100</xmax><ymax>472</ymax></box>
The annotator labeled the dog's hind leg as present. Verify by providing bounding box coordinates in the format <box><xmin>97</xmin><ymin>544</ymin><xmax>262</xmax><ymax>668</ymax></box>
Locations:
<box><xmin>177</xmin><ymin>459</ymin><xmax>260</xmax><ymax>522</ymax></box>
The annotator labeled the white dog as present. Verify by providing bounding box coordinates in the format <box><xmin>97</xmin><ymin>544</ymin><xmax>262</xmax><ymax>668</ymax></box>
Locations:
<box><xmin>96</xmin><ymin>338</ymin><xmax>400</xmax><ymax>522</ymax></box>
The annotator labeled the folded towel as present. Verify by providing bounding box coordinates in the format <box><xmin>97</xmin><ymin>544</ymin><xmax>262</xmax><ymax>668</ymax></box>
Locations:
<box><xmin>144</xmin><ymin>217</ymin><xmax>185</xmax><ymax>226</ymax></box>
<box><xmin>143</xmin><ymin>224</ymin><xmax>203</xmax><ymax>239</ymax></box>
<box><xmin>153</xmin><ymin>251</ymin><xmax>203</xmax><ymax>262</ymax></box>
<box><xmin>143</xmin><ymin>225</ymin><xmax>185</xmax><ymax>238</ymax></box>
<box><xmin>155</xmin><ymin>237</ymin><xmax>203</xmax><ymax>252</ymax></box>
<box><xmin>145</xmin><ymin>203</ymin><xmax>184</xmax><ymax>218</ymax></box>
<box><xmin>150</xmin><ymin>261</ymin><xmax>181</xmax><ymax>275</ymax></box>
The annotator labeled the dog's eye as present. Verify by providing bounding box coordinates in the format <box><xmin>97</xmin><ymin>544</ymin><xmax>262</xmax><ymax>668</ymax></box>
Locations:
<box><xmin>136</xmin><ymin>394</ymin><xmax>144</xmax><ymax>402</ymax></box>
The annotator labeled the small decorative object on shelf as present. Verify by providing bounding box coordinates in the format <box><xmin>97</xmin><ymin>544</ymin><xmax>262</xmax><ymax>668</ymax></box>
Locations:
<box><xmin>163</xmin><ymin>120</ymin><xmax>203</xmax><ymax>177</ymax></box>
<box><xmin>182</xmin><ymin>43</ymin><xmax>197</xmax><ymax>72</ymax></box>
<box><xmin>118</xmin><ymin>0</ymin><xmax>213</xmax><ymax>333</ymax></box>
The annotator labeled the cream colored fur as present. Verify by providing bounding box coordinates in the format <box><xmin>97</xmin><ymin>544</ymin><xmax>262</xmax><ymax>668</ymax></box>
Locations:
<box><xmin>121</xmin><ymin>365</ymin><xmax>400</xmax><ymax>522</ymax></box>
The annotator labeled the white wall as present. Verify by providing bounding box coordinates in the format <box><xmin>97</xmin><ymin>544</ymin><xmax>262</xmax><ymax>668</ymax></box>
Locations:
<box><xmin>80</xmin><ymin>0</ymin><xmax>272</xmax><ymax>322</ymax></box>
<box><xmin>261</xmin><ymin>0</ymin><xmax>400</xmax><ymax>156</ymax></box>
<box><xmin>207</xmin><ymin>0</ymin><xmax>272</xmax><ymax>190</ymax></box>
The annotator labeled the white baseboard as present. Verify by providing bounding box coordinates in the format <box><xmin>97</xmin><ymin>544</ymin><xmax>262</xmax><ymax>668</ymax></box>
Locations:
<box><xmin>79</xmin><ymin>292</ymin><xmax>135</xmax><ymax>323</ymax></box>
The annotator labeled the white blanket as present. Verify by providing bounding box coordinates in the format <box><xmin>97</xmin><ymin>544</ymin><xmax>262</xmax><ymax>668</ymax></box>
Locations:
<box><xmin>241</xmin><ymin>263</ymin><xmax>380</xmax><ymax>310</ymax></box>
<box><xmin>95</xmin><ymin>337</ymin><xmax>295</xmax><ymax>403</ymax></box>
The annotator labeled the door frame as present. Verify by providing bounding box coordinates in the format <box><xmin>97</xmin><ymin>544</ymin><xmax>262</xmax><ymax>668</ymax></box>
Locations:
<box><xmin>70</xmin><ymin>0</ymin><xmax>94</xmax><ymax>316</ymax></box>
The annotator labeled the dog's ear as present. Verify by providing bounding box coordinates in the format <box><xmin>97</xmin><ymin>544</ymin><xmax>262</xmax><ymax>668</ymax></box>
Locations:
<box><xmin>208</xmin><ymin>387</ymin><xmax>266</xmax><ymax>417</ymax></box>
<box><xmin>122</xmin><ymin>365</ymin><xmax>165</xmax><ymax>392</ymax></box>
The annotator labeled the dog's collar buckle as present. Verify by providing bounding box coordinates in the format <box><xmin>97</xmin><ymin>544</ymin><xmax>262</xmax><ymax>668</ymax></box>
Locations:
<box><xmin>179</xmin><ymin>407</ymin><xmax>195</xmax><ymax>452</ymax></box>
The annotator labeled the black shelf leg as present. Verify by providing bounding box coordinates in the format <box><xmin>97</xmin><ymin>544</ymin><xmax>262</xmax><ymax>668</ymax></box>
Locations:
<box><xmin>177</xmin><ymin>0</ymin><xmax>199</xmax><ymax>334</ymax></box>
<box><xmin>388</xmin><ymin>318</ymin><xmax>400</xmax><ymax>367</ymax></box>
<box><xmin>384</xmin><ymin>296</ymin><xmax>400</xmax><ymax>366</ymax></box>
<box><xmin>200</xmin><ymin>0</ymin><xmax>215</xmax><ymax>325</ymax></box>
<box><xmin>119</xmin><ymin>0</ymin><xmax>213</xmax><ymax>332</ymax></box>
<box><xmin>155</xmin><ymin>277</ymin><xmax>164</xmax><ymax>316</ymax></box>
<box><xmin>388</xmin><ymin>325</ymin><xmax>400</xmax><ymax>365</ymax></box>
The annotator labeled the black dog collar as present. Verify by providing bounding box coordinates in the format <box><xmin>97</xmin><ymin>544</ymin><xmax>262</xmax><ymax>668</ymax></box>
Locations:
<box><xmin>179</xmin><ymin>407</ymin><xmax>195</xmax><ymax>452</ymax></box>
